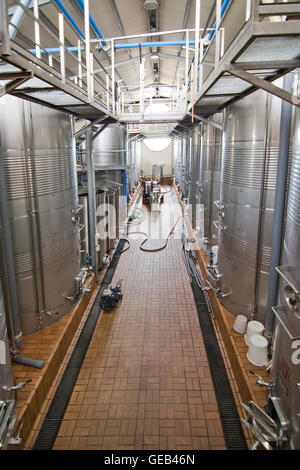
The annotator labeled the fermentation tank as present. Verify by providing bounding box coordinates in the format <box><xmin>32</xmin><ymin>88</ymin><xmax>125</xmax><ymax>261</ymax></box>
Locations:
<box><xmin>199</xmin><ymin>113</ymin><xmax>224</xmax><ymax>246</ymax></box>
<box><xmin>0</xmin><ymin>278</ymin><xmax>16</xmax><ymax>449</ymax></box>
<box><xmin>79</xmin><ymin>187</ymin><xmax>106</xmax><ymax>270</ymax></box>
<box><xmin>173</xmin><ymin>138</ymin><xmax>182</xmax><ymax>189</ymax></box>
<box><xmin>190</xmin><ymin>125</ymin><xmax>202</xmax><ymax>227</ymax></box>
<box><xmin>0</xmin><ymin>95</ymin><xmax>80</xmax><ymax>334</ymax></box>
<box><xmin>95</xmin><ymin>173</ymin><xmax>121</xmax><ymax>251</ymax></box>
<box><xmin>128</xmin><ymin>139</ymin><xmax>141</xmax><ymax>194</ymax></box>
<box><xmin>152</xmin><ymin>164</ymin><xmax>163</xmax><ymax>183</ymax></box>
<box><xmin>94</xmin><ymin>123</ymin><xmax>127</xmax><ymax>169</ymax></box>
<box><xmin>134</xmin><ymin>140</ymin><xmax>141</xmax><ymax>188</ymax></box>
<box><xmin>181</xmin><ymin>134</ymin><xmax>190</xmax><ymax>200</ymax></box>
<box><xmin>217</xmin><ymin>85</ymin><xmax>281</xmax><ymax>323</ymax></box>
<box><xmin>269</xmin><ymin>104</ymin><xmax>300</xmax><ymax>450</ymax></box>
<box><xmin>94</xmin><ymin>124</ymin><xmax>126</xmax><ymax>224</ymax></box>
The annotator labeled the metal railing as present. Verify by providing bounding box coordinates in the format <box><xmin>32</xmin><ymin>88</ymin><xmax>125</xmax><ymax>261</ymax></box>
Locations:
<box><xmin>1</xmin><ymin>0</ymin><xmax>300</xmax><ymax>122</ymax></box>
<box><xmin>1</xmin><ymin>0</ymin><xmax>115</xmax><ymax>114</ymax></box>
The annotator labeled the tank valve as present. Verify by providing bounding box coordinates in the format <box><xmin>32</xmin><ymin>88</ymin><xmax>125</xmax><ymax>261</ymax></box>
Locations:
<box><xmin>8</xmin><ymin>423</ymin><xmax>23</xmax><ymax>447</ymax></box>
<box><xmin>249</xmin><ymin>371</ymin><xmax>270</xmax><ymax>388</ymax></box>
<box><xmin>2</xmin><ymin>379</ymin><xmax>32</xmax><ymax>391</ymax></box>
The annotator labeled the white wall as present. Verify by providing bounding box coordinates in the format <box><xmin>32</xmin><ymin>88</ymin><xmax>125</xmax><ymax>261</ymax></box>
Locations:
<box><xmin>140</xmin><ymin>140</ymin><xmax>172</xmax><ymax>178</ymax></box>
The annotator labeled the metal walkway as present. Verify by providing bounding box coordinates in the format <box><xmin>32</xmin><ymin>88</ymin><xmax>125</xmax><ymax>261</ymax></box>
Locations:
<box><xmin>1</xmin><ymin>1</ymin><xmax>300</xmax><ymax>128</ymax></box>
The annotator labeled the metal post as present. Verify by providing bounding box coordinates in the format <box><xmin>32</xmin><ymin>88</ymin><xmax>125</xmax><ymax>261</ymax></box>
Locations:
<box><xmin>0</xmin><ymin>0</ymin><xmax>11</xmax><ymax>55</ymax></box>
<box><xmin>140</xmin><ymin>56</ymin><xmax>145</xmax><ymax>119</ymax></box>
<box><xmin>251</xmin><ymin>0</ymin><xmax>260</xmax><ymax>22</ymax></box>
<box><xmin>59</xmin><ymin>12</ymin><xmax>65</xmax><ymax>82</ymax></box>
<box><xmin>194</xmin><ymin>0</ymin><xmax>200</xmax><ymax>93</ymax></box>
<box><xmin>199</xmin><ymin>38</ymin><xmax>203</xmax><ymax>89</ymax></box>
<box><xmin>111</xmin><ymin>39</ymin><xmax>115</xmax><ymax>114</ymax></box>
<box><xmin>106</xmin><ymin>74</ymin><xmax>109</xmax><ymax>108</ymax></box>
<box><xmin>33</xmin><ymin>0</ymin><xmax>41</xmax><ymax>59</ymax></box>
<box><xmin>265</xmin><ymin>73</ymin><xmax>293</xmax><ymax>339</ymax></box>
<box><xmin>86</xmin><ymin>127</ymin><xmax>98</xmax><ymax>282</ymax></box>
<box><xmin>246</xmin><ymin>0</ymin><xmax>252</xmax><ymax>22</ymax></box>
<box><xmin>185</xmin><ymin>30</ymin><xmax>189</xmax><ymax>96</ymax></box>
<box><xmin>90</xmin><ymin>51</ymin><xmax>94</xmax><ymax>102</ymax></box>
<box><xmin>78</xmin><ymin>39</ymin><xmax>82</xmax><ymax>87</ymax></box>
<box><xmin>215</xmin><ymin>0</ymin><xmax>221</xmax><ymax>67</ymax></box>
<box><xmin>84</xmin><ymin>0</ymin><xmax>92</xmax><ymax>102</ymax></box>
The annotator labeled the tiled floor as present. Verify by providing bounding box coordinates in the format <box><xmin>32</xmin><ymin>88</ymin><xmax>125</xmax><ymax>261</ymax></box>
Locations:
<box><xmin>21</xmin><ymin>188</ymin><xmax>259</xmax><ymax>451</ymax></box>
<box><xmin>38</xmin><ymin>190</ymin><xmax>230</xmax><ymax>450</ymax></box>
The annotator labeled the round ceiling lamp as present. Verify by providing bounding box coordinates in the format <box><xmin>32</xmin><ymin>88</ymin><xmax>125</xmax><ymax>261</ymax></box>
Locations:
<box><xmin>144</xmin><ymin>0</ymin><xmax>158</xmax><ymax>10</ymax></box>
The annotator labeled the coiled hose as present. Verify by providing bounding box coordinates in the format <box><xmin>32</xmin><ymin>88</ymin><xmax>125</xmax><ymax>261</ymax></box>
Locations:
<box><xmin>120</xmin><ymin>214</ymin><xmax>184</xmax><ymax>254</ymax></box>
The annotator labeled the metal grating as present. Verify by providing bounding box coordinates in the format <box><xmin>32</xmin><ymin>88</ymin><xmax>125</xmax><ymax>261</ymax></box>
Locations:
<box><xmin>33</xmin><ymin>240</ymin><xmax>125</xmax><ymax>450</ymax></box>
<box><xmin>191</xmin><ymin>278</ymin><xmax>248</xmax><ymax>450</ymax></box>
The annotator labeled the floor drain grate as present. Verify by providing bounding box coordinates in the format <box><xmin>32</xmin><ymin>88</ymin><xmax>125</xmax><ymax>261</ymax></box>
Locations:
<box><xmin>191</xmin><ymin>278</ymin><xmax>248</xmax><ymax>450</ymax></box>
<box><xmin>33</xmin><ymin>240</ymin><xmax>125</xmax><ymax>450</ymax></box>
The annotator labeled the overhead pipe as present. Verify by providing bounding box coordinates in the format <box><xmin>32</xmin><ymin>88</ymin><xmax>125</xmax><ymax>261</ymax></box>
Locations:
<box><xmin>207</xmin><ymin>0</ymin><xmax>231</xmax><ymax>41</ymax></box>
<box><xmin>115</xmin><ymin>40</ymin><xmax>196</xmax><ymax>49</ymax></box>
<box><xmin>28</xmin><ymin>0</ymin><xmax>106</xmax><ymax>54</ymax></box>
<box><xmin>8</xmin><ymin>0</ymin><xmax>31</xmax><ymax>39</ymax></box>
<box><xmin>53</xmin><ymin>0</ymin><xmax>85</xmax><ymax>39</ymax></box>
<box><xmin>29</xmin><ymin>43</ymin><xmax>197</xmax><ymax>54</ymax></box>
<box><xmin>265</xmin><ymin>73</ymin><xmax>293</xmax><ymax>340</ymax></box>
<box><xmin>75</xmin><ymin>0</ymin><xmax>106</xmax><ymax>45</ymax></box>
<box><xmin>29</xmin><ymin>45</ymin><xmax>84</xmax><ymax>54</ymax></box>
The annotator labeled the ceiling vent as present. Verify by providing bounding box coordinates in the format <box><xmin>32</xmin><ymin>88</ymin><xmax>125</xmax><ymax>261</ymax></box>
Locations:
<box><xmin>144</xmin><ymin>0</ymin><xmax>158</xmax><ymax>10</ymax></box>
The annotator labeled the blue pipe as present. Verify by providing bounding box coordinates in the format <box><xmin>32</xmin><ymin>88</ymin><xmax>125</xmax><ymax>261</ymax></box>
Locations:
<box><xmin>53</xmin><ymin>0</ymin><xmax>85</xmax><ymax>40</ymax></box>
<box><xmin>29</xmin><ymin>46</ymin><xmax>84</xmax><ymax>54</ymax></box>
<box><xmin>30</xmin><ymin>41</ymin><xmax>196</xmax><ymax>54</ymax></box>
<box><xmin>208</xmin><ymin>0</ymin><xmax>231</xmax><ymax>41</ymax></box>
<box><xmin>115</xmin><ymin>40</ymin><xmax>196</xmax><ymax>50</ymax></box>
<box><xmin>75</xmin><ymin>0</ymin><xmax>106</xmax><ymax>45</ymax></box>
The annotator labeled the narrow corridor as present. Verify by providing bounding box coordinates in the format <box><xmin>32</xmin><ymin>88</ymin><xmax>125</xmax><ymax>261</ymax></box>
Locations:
<box><xmin>45</xmin><ymin>191</ymin><xmax>229</xmax><ymax>450</ymax></box>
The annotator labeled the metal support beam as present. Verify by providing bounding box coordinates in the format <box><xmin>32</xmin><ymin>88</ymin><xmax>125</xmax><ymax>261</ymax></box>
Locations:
<box><xmin>258</xmin><ymin>3</ymin><xmax>300</xmax><ymax>17</ymax></box>
<box><xmin>189</xmin><ymin>112</ymin><xmax>223</xmax><ymax>130</ymax></box>
<box><xmin>74</xmin><ymin>116</ymin><xmax>107</xmax><ymax>138</ymax></box>
<box><xmin>0</xmin><ymin>0</ymin><xmax>11</xmax><ymax>55</ymax></box>
<box><xmin>232</xmin><ymin>60</ymin><xmax>300</xmax><ymax>71</ymax></box>
<box><xmin>1</xmin><ymin>71</ymin><xmax>32</xmax><ymax>97</ymax></box>
<box><xmin>265</xmin><ymin>73</ymin><xmax>293</xmax><ymax>339</ymax></box>
<box><xmin>86</xmin><ymin>127</ymin><xmax>98</xmax><ymax>282</ymax></box>
<box><xmin>92</xmin><ymin>122</ymin><xmax>109</xmax><ymax>141</ymax></box>
<box><xmin>226</xmin><ymin>65</ymin><xmax>300</xmax><ymax>107</ymax></box>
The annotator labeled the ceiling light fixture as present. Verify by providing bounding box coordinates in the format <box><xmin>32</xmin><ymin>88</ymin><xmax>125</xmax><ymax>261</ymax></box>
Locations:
<box><xmin>144</xmin><ymin>0</ymin><xmax>158</xmax><ymax>10</ymax></box>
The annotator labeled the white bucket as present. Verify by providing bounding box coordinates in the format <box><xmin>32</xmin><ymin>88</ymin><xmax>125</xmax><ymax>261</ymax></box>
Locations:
<box><xmin>233</xmin><ymin>315</ymin><xmax>248</xmax><ymax>334</ymax></box>
<box><xmin>247</xmin><ymin>335</ymin><xmax>269</xmax><ymax>367</ymax></box>
<box><xmin>245</xmin><ymin>320</ymin><xmax>264</xmax><ymax>346</ymax></box>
